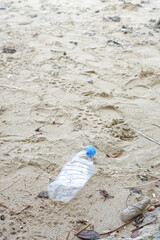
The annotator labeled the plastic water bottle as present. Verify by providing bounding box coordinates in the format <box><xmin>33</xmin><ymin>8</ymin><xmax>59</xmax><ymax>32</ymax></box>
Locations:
<box><xmin>48</xmin><ymin>145</ymin><xmax>96</xmax><ymax>202</ymax></box>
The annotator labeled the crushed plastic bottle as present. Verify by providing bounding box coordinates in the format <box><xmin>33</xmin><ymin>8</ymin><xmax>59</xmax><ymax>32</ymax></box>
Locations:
<box><xmin>48</xmin><ymin>145</ymin><xmax>96</xmax><ymax>202</ymax></box>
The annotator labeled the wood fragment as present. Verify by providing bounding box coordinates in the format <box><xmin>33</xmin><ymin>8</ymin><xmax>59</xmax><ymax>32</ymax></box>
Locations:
<box><xmin>0</xmin><ymin>177</ymin><xmax>21</xmax><ymax>193</ymax></box>
<box><xmin>100</xmin><ymin>217</ymin><xmax>136</xmax><ymax>236</ymax></box>
<box><xmin>66</xmin><ymin>232</ymin><xmax>70</xmax><ymax>240</ymax></box>
<box><xmin>124</xmin><ymin>178</ymin><xmax>160</xmax><ymax>189</ymax></box>
<box><xmin>75</xmin><ymin>223</ymin><xmax>91</xmax><ymax>236</ymax></box>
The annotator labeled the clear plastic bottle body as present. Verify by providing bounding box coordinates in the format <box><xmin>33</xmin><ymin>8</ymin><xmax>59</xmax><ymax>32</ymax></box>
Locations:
<box><xmin>48</xmin><ymin>150</ymin><xmax>94</xmax><ymax>202</ymax></box>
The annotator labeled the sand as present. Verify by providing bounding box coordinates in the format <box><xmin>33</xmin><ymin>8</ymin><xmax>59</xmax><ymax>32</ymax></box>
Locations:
<box><xmin>0</xmin><ymin>0</ymin><xmax>160</xmax><ymax>239</ymax></box>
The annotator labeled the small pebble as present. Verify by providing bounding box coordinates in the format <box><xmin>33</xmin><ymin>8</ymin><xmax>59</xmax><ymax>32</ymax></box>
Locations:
<box><xmin>148</xmin><ymin>32</ymin><xmax>154</xmax><ymax>36</ymax></box>
<box><xmin>136</xmin><ymin>4</ymin><xmax>142</xmax><ymax>7</ymax></box>
<box><xmin>141</xmin><ymin>0</ymin><xmax>150</xmax><ymax>3</ymax></box>
<box><xmin>88</xmin><ymin>80</ymin><xmax>94</xmax><ymax>84</ymax></box>
<box><xmin>0</xmin><ymin>215</ymin><xmax>5</xmax><ymax>221</ymax></box>
<box><xmin>148</xmin><ymin>206</ymin><xmax>155</xmax><ymax>211</ymax></box>
<box><xmin>69</xmin><ymin>41</ymin><xmax>78</xmax><ymax>45</ymax></box>
<box><xmin>7</xmin><ymin>74</ymin><xmax>12</xmax><ymax>79</ymax></box>
<box><xmin>3</xmin><ymin>48</ymin><xmax>16</xmax><ymax>54</ymax></box>
<box><xmin>28</xmin><ymin>14</ymin><xmax>37</xmax><ymax>18</ymax></box>
<box><xmin>152</xmin><ymin>193</ymin><xmax>156</xmax><ymax>198</ymax></box>
<box><xmin>37</xmin><ymin>191</ymin><xmax>49</xmax><ymax>198</ymax></box>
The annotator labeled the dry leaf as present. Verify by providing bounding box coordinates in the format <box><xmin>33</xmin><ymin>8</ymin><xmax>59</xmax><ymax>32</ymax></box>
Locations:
<box><xmin>99</xmin><ymin>190</ymin><xmax>114</xmax><ymax>200</ymax></box>
<box><xmin>106</xmin><ymin>153</ymin><xmax>120</xmax><ymax>158</ymax></box>
<box><xmin>77</xmin><ymin>230</ymin><xmax>100</xmax><ymax>240</ymax></box>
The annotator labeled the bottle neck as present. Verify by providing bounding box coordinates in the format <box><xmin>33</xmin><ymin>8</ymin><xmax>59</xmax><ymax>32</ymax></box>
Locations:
<box><xmin>78</xmin><ymin>150</ymin><xmax>93</xmax><ymax>161</ymax></box>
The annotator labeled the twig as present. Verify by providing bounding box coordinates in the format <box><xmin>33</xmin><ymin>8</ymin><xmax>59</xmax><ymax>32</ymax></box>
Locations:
<box><xmin>10</xmin><ymin>205</ymin><xmax>31</xmax><ymax>216</ymax></box>
<box><xmin>152</xmin><ymin>124</ymin><xmax>160</xmax><ymax>128</ymax></box>
<box><xmin>126</xmin><ymin>193</ymin><xmax>132</xmax><ymax>207</ymax></box>
<box><xmin>146</xmin><ymin>202</ymin><xmax>160</xmax><ymax>211</ymax></box>
<box><xmin>132</xmin><ymin>218</ymin><xmax>156</xmax><ymax>232</ymax></box>
<box><xmin>75</xmin><ymin>223</ymin><xmax>91</xmax><ymax>236</ymax></box>
<box><xmin>155</xmin><ymin>203</ymin><xmax>160</xmax><ymax>208</ymax></box>
<box><xmin>124</xmin><ymin>178</ymin><xmax>160</xmax><ymax>189</ymax></box>
<box><xmin>100</xmin><ymin>217</ymin><xmax>136</xmax><ymax>236</ymax></box>
<box><xmin>0</xmin><ymin>177</ymin><xmax>21</xmax><ymax>193</ymax></box>
<box><xmin>107</xmin><ymin>40</ymin><xmax>124</xmax><ymax>48</ymax></box>
<box><xmin>35</xmin><ymin>125</ymin><xmax>45</xmax><ymax>132</ymax></box>
<box><xmin>1</xmin><ymin>204</ymin><xmax>8</xmax><ymax>209</ymax></box>
<box><xmin>70</xmin><ymin>236</ymin><xmax>75</xmax><ymax>240</ymax></box>
<box><xmin>147</xmin><ymin>174</ymin><xmax>159</xmax><ymax>180</ymax></box>
<box><xmin>134</xmin><ymin>129</ymin><xmax>160</xmax><ymax>145</ymax></box>
<box><xmin>66</xmin><ymin>232</ymin><xmax>70</xmax><ymax>240</ymax></box>
<box><xmin>0</xmin><ymin>85</ymin><xmax>25</xmax><ymax>91</ymax></box>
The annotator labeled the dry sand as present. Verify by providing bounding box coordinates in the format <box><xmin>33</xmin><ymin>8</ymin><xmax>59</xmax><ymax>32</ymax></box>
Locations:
<box><xmin>0</xmin><ymin>0</ymin><xmax>160</xmax><ymax>239</ymax></box>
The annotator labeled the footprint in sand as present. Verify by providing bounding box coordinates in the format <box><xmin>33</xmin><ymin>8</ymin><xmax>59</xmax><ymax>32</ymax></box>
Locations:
<box><xmin>124</xmin><ymin>69</ymin><xmax>160</xmax><ymax>98</ymax></box>
<box><xmin>0</xmin><ymin>106</ymin><xmax>7</xmax><ymax>116</ymax></box>
<box><xmin>121</xmin><ymin>2</ymin><xmax>139</xmax><ymax>11</ymax></box>
<box><xmin>30</xmin><ymin>103</ymin><xmax>58</xmax><ymax>124</ymax></box>
<box><xmin>123</xmin><ymin>77</ymin><xmax>150</xmax><ymax>98</ymax></box>
<box><xmin>108</xmin><ymin>119</ymin><xmax>137</xmax><ymax>141</ymax></box>
<box><xmin>98</xmin><ymin>105</ymin><xmax>121</xmax><ymax>122</ymax></box>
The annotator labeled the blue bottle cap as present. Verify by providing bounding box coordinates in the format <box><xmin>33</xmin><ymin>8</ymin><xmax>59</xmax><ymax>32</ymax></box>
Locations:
<box><xmin>84</xmin><ymin>145</ymin><xmax>96</xmax><ymax>158</ymax></box>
